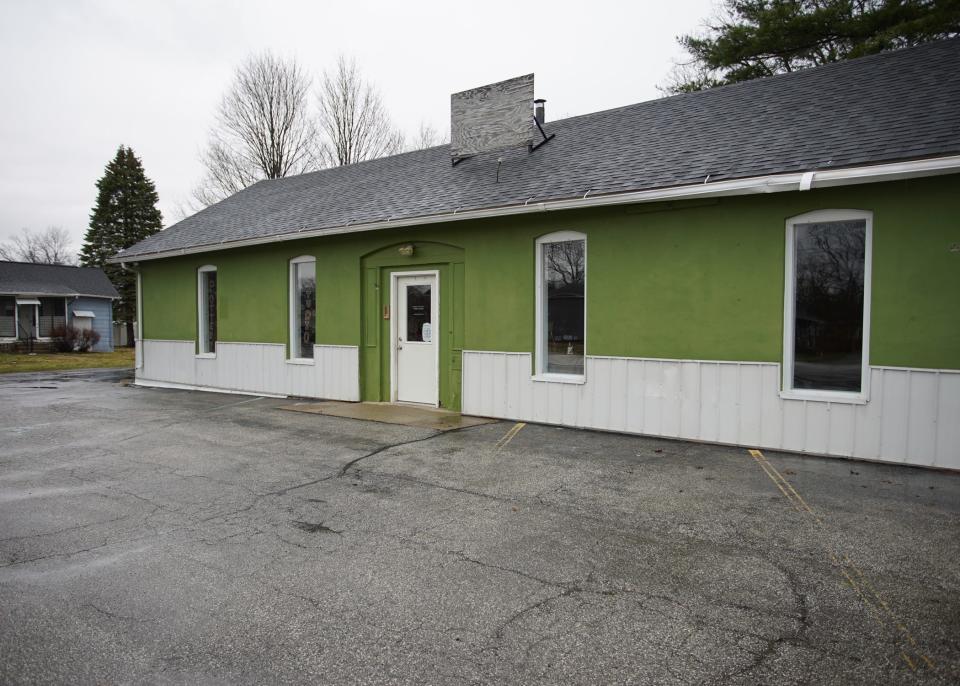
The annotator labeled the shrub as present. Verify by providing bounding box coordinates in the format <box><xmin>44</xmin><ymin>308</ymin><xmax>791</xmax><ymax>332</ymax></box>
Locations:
<box><xmin>50</xmin><ymin>325</ymin><xmax>101</xmax><ymax>353</ymax></box>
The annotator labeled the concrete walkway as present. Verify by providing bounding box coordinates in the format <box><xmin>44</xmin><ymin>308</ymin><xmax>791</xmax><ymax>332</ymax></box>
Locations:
<box><xmin>282</xmin><ymin>399</ymin><xmax>497</xmax><ymax>431</ymax></box>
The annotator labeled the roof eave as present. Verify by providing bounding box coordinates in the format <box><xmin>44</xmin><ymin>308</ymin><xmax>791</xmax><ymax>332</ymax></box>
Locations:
<box><xmin>0</xmin><ymin>290</ymin><xmax>118</xmax><ymax>299</ymax></box>
<box><xmin>110</xmin><ymin>154</ymin><xmax>960</xmax><ymax>264</ymax></box>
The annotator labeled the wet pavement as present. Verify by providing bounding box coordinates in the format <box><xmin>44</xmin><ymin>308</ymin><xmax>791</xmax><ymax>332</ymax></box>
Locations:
<box><xmin>1</xmin><ymin>369</ymin><xmax>958</xmax><ymax>684</ymax></box>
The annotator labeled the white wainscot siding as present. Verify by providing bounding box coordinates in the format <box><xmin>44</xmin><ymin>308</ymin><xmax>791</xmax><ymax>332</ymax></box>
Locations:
<box><xmin>462</xmin><ymin>352</ymin><xmax>960</xmax><ymax>470</ymax></box>
<box><xmin>138</xmin><ymin>340</ymin><xmax>359</xmax><ymax>401</ymax></box>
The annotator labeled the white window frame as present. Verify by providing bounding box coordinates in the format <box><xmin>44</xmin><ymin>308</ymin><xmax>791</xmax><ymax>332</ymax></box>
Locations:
<box><xmin>534</xmin><ymin>230</ymin><xmax>587</xmax><ymax>384</ymax></box>
<box><xmin>781</xmin><ymin>209</ymin><xmax>872</xmax><ymax>404</ymax></box>
<box><xmin>288</xmin><ymin>255</ymin><xmax>316</xmax><ymax>364</ymax></box>
<box><xmin>197</xmin><ymin>265</ymin><xmax>217</xmax><ymax>358</ymax></box>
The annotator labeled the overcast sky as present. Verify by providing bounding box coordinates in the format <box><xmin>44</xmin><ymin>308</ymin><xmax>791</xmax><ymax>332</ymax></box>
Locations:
<box><xmin>0</xmin><ymin>0</ymin><xmax>715</xmax><ymax>253</ymax></box>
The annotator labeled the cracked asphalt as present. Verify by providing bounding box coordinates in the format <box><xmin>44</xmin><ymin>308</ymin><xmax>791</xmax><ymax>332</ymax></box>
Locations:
<box><xmin>1</xmin><ymin>369</ymin><xmax>958</xmax><ymax>685</ymax></box>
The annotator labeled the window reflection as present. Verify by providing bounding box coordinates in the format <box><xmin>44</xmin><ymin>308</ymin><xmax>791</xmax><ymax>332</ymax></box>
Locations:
<box><xmin>294</xmin><ymin>261</ymin><xmax>316</xmax><ymax>359</ymax></box>
<box><xmin>544</xmin><ymin>239</ymin><xmax>585</xmax><ymax>375</ymax></box>
<box><xmin>201</xmin><ymin>270</ymin><xmax>217</xmax><ymax>354</ymax></box>
<box><xmin>793</xmin><ymin>220</ymin><xmax>865</xmax><ymax>392</ymax></box>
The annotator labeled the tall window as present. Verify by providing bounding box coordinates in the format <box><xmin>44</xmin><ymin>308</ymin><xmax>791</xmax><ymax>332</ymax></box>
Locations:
<box><xmin>289</xmin><ymin>256</ymin><xmax>316</xmax><ymax>360</ymax></box>
<box><xmin>198</xmin><ymin>266</ymin><xmax>217</xmax><ymax>355</ymax></box>
<box><xmin>536</xmin><ymin>231</ymin><xmax>586</xmax><ymax>379</ymax></box>
<box><xmin>783</xmin><ymin>211</ymin><xmax>871</xmax><ymax>400</ymax></box>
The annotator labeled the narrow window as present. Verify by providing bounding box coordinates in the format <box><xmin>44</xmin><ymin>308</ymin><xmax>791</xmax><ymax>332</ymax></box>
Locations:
<box><xmin>290</xmin><ymin>257</ymin><xmax>316</xmax><ymax>360</ymax></box>
<box><xmin>784</xmin><ymin>211</ymin><xmax>871</xmax><ymax>399</ymax></box>
<box><xmin>198</xmin><ymin>266</ymin><xmax>217</xmax><ymax>355</ymax></box>
<box><xmin>536</xmin><ymin>232</ymin><xmax>586</xmax><ymax>378</ymax></box>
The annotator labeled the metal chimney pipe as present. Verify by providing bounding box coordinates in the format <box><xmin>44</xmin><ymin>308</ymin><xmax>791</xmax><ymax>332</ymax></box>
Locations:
<box><xmin>534</xmin><ymin>98</ymin><xmax>546</xmax><ymax>125</ymax></box>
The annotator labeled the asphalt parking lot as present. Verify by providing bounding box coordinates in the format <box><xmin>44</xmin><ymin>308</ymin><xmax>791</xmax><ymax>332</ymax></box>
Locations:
<box><xmin>1</xmin><ymin>369</ymin><xmax>958</xmax><ymax>685</ymax></box>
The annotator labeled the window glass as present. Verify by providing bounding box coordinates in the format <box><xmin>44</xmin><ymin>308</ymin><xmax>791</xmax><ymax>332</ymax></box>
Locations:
<box><xmin>405</xmin><ymin>285</ymin><xmax>431</xmax><ymax>342</ymax></box>
<box><xmin>0</xmin><ymin>296</ymin><xmax>14</xmax><ymax>338</ymax></box>
<box><xmin>792</xmin><ymin>219</ymin><xmax>866</xmax><ymax>392</ymax></box>
<box><xmin>200</xmin><ymin>270</ymin><xmax>217</xmax><ymax>354</ymax></box>
<box><xmin>293</xmin><ymin>261</ymin><xmax>316</xmax><ymax>358</ymax></box>
<box><xmin>543</xmin><ymin>239</ymin><xmax>585</xmax><ymax>375</ymax></box>
<box><xmin>38</xmin><ymin>298</ymin><xmax>65</xmax><ymax>337</ymax></box>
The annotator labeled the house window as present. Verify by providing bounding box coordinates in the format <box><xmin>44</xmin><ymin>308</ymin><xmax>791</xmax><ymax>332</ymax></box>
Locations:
<box><xmin>197</xmin><ymin>266</ymin><xmax>217</xmax><ymax>355</ymax></box>
<box><xmin>783</xmin><ymin>210</ymin><xmax>872</xmax><ymax>401</ymax></box>
<box><xmin>289</xmin><ymin>256</ymin><xmax>316</xmax><ymax>360</ymax></box>
<box><xmin>38</xmin><ymin>298</ymin><xmax>65</xmax><ymax>338</ymax></box>
<box><xmin>536</xmin><ymin>231</ymin><xmax>586</xmax><ymax>380</ymax></box>
<box><xmin>0</xmin><ymin>297</ymin><xmax>14</xmax><ymax>338</ymax></box>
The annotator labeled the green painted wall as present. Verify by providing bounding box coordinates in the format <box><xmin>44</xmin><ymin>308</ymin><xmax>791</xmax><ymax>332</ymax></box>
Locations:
<box><xmin>139</xmin><ymin>175</ymin><xmax>960</xmax><ymax>384</ymax></box>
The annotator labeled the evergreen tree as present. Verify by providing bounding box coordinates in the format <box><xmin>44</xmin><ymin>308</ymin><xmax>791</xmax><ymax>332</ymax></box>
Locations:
<box><xmin>81</xmin><ymin>146</ymin><xmax>163</xmax><ymax>346</ymax></box>
<box><xmin>663</xmin><ymin>0</ymin><xmax>960</xmax><ymax>94</ymax></box>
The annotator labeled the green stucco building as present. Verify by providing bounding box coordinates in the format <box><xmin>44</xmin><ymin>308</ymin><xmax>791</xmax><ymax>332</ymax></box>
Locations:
<box><xmin>114</xmin><ymin>41</ymin><xmax>960</xmax><ymax>469</ymax></box>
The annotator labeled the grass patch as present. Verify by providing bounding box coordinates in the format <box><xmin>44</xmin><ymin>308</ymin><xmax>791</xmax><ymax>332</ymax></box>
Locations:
<box><xmin>0</xmin><ymin>348</ymin><xmax>135</xmax><ymax>374</ymax></box>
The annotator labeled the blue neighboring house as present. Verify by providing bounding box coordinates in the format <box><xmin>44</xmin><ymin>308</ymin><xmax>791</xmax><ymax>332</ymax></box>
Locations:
<box><xmin>0</xmin><ymin>261</ymin><xmax>119</xmax><ymax>352</ymax></box>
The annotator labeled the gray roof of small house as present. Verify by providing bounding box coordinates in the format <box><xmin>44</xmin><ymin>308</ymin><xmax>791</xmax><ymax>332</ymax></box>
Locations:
<box><xmin>0</xmin><ymin>262</ymin><xmax>119</xmax><ymax>299</ymax></box>
<box><xmin>119</xmin><ymin>38</ymin><xmax>960</xmax><ymax>260</ymax></box>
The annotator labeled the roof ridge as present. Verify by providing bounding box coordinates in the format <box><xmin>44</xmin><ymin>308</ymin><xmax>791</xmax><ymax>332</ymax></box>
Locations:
<box><xmin>257</xmin><ymin>143</ymin><xmax>450</xmax><ymax>186</ymax></box>
<box><xmin>0</xmin><ymin>260</ymin><xmax>90</xmax><ymax>269</ymax></box>
<box><xmin>548</xmin><ymin>37</ymin><xmax>960</xmax><ymax>126</ymax></box>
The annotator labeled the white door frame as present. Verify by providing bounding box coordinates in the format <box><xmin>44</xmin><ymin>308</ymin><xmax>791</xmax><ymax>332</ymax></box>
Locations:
<box><xmin>16</xmin><ymin>302</ymin><xmax>38</xmax><ymax>340</ymax></box>
<box><xmin>390</xmin><ymin>269</ymin><xmax>440</xmax><ymax>406</ymax></box>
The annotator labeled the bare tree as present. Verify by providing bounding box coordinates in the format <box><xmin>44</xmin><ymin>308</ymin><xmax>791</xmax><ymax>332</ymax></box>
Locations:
<box><xmin>545</xmin><ymin>240</ymin><xmax>585</xmax><ymax>288</ymax></box>
<box><xmin>407</xmin><ymin>121</ymin><xmax>447</xmax><ymax>151</ymax></box>
<box><xmin>0</xmin><ymin>227</ymin><xmax>76</xmax><ymax>265</ymax></box>
<box><xmin>192</xmin><ymin>52</ymin><xmax>320</xmax><ymax>207</ymax></box>
<box><xmin>317</xmin><ymin>56</ymin><xmax>405</xmax><ymax>166</ymax></box>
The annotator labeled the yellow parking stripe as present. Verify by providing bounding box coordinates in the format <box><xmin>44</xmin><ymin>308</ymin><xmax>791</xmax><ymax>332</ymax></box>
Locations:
<box><xmin>494</xmin><ymin>422</ymin><xmax>526</xmax><ymax>451</ymax></box>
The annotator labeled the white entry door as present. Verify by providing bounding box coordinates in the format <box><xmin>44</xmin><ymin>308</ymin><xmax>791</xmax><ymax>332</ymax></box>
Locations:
<box><xmin>394</xmin><ymin>273</ymin><xmax>438</xmax><ymax>405</ymax></box>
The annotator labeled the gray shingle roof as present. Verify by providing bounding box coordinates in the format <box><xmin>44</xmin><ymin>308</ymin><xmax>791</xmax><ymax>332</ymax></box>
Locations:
<box><xmin>120</xmin><ymin>38</ymin><xmax>960</xmax><ymax>260</ymax></box>
<box><xmin>0</xmin><ymin>262</ymin><xmax>119</xmax><ymax>299</ymax></box>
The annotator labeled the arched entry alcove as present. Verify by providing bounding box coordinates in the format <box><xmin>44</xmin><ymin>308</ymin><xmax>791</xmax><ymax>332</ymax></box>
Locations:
<box><xmin>360</xmin><ymin>241</ymin><xmax>465</xmax><ymax>410</ymax></box>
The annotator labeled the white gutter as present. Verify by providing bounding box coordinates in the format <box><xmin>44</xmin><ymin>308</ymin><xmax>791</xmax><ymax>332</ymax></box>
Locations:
<box><xmin>7</xmin><ymin>291</ymin><xmax>118</xmax><ymax>300</ymax></box>
<box><xmin>111</xmin><ymin>154</ymin><xmax>960</xmax><ymax>264</ymax></box>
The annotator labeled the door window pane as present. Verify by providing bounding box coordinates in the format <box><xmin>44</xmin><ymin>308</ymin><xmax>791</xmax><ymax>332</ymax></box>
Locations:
<box><xmin>406</xmin><ymin>285</ymin><xmax>431</xmax><ymax>342</ymax></box>
<box><xmin>200</xmin><ymin>270</ymin><xmax>217</xmax><ymax>354</ymax></box>
<box><xmin>293</xmin><ymin>261</ymin><xmax>316</xmax><ymax>358</ymax></box>
<box><xmin>543</xmin><ymin>239</ymin><xmax>585</xmax><ymax>375</ymax></box>
<box><xmin>792</xmin><ymin>220</ymin><xmax>866</xmax><ymax>392</ymax></box>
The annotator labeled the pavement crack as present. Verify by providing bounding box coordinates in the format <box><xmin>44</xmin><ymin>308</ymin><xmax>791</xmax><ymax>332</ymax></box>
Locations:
<box><xmin>83</xmin><ymin>602</ymin><xmax>153</xmax><ymax>623</ymax></box>
<box><xmin>337</xmin><ymin>423</ymin><xmax>487</xmax><ymax>478</ymax></box>
<box><xmin>290</xmin><ymin>520</ymin><xmax>342</xmax><ymax>535</ymax></box>
<box><xmin>713</xmin><ymin>560</ymin><xmax>810</xmax><ymax>684</ymax></box>
<box><xmin>494</xmin><ymin>589</ymin><xmax>571</xmax><ymax>639</ymax></box>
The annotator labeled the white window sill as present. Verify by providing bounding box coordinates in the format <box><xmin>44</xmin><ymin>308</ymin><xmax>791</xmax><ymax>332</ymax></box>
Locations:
<box><xmin>195</xmin><ymin>352</ymin><xmax>216</xmax><ymax>360</ymax></box>
<box><xmin>532</xmin><ymin>373</ymin><xmax>586</xmax><ymax>385</ymax></box>
<box><xmin>286</xmin><ymin>358</ymin><xmax>315</xmax><ymax>366</ymax></box>
<box><xmin>779</xmin><ymin>390</ymin><xmax>868</xmax><ymax>405</ymax></box>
